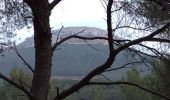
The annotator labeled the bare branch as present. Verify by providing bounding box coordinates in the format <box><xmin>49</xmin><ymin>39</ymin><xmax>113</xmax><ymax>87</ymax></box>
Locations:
<box><xmin>148</xmin><ymin>38</ymin><xmax>170</xmax><ymax>43</ymax></box>
<box><xmin>0</xmin><ymin>72</ymin><xmax>32</xmax><ymax>98</ymax></box>
<box><xmin>13</xmin><ymin>44</ymin><xmax>34</xmax><ymax>73</ymax></box>
<box><xmin>52</xmin><ymin>34</ymin><xmax>129</xmax><ymax>52</ymax></box>
<box><xmin>100</xmin><ymin>74</ymin><xmax>112</xmax><ymax>82</ymax></box>
<box><xmin>88</xmin><ymin>81</ymin><xmax>170</xmax><ymax>100</ymax></box>
<box><xmin>112</xmin><ymin>2</ymin><xmax>127</xmax><ymax>12</ymax></box>
<box><xmin>49</xmin><ymin>0</ymin><xmax>63</xmax><ymax>11</ymax></box>
<box><xmin>138</xmin><ymin>44</ymin><xmax>164</xmax><ymax>57</ymax></box>
<box><xmin>126</xmin><ymin>47</ymin><xmax>160</xmax><ymax>58</ymax></box>
<box><xmin>107</xmin><ymin>0</ymin><xmax>114</xmax><ymax>53</ymax></box>
<box><xmin>114</xmin><ymin>22</ymin><xmax>170</xmax><ymax>54</ymax></box>
<box><xmin>19</xmin><ymin>80</ymin><xmax>31</xmax><ymax>90</ymax></box>
<box><xmin>134</xmin><ymin>51</ymin><xmax>152</xmax><ymax>69</ymax></box>
<box><xmin>52</xmin><ymin>28</ymin><xmax>87</xmax><ymax>51</ymax></box>
<box><xmin>55</xmin><ymin>26</ymin><xmax>64</xmax><ymax>44</ymax></box>
<box><xmin>73</xmin><ymin>36</ymin><xmax>108</xmax><ymax>41</ymax></box>
<box><xmin>113</xmin><ymin>10</ymin><xmax>127</xmax><ymax>35</ymax></box>
<box><xmin>114</xmin><ymin>25</ymin><xmax>152</xmax><ymax>31</ymax></box>
<box><xmin>114</xmin><ymin>41</ymin><xmax>160</xmax><ymax>58</ymax></box>
<box><xmin>99</xmin><ymin>0</ymin><xmax>107</xmax><ymax>12</ymax></box>
<box><xmin>105</xmin><ymin>61</ymin><xmax>142</xmax><ymax>72</ymax></box>
<box><xmin>54</xmin><ymin>1</ymin><xmax>115</xmax><ymax>99</ymax></box>
<box><xmin>137</xmin><ymin>44</ymin><xmax>170</xmax><ymax>66</ymax></box>
<box><xmin>83</xmin><ymin>40</ymin><xmax>101</xmax><ymax>52</ymax></box>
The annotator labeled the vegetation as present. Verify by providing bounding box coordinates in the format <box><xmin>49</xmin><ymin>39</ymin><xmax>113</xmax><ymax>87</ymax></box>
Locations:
<box><xmin>0</xmin><ymin>0</ymin><xmax>169</xmax><ymax>100</ymax></box>
<box><xmin>0</xmin><ymin>68</ymin><xmax>31</xmax><ymax>100</ymax></box>
<box><xmin>0</xmin><ymin>44</ymin><xmax>144</xmax><ymax>77</ymax></box>
<box><xmin>122</xmin><ymin>60</ymin><xmax>170</xmax><ymax>100</ymax></box>
<box><xmin>0</xmin><ymin>69</ymin><xmax>125</xmax><ymax>100</ymax></box>
<box><xmin>122</xmin><ymin>0</ymin><xmax>170</xmax><ymax>27</ymax></box>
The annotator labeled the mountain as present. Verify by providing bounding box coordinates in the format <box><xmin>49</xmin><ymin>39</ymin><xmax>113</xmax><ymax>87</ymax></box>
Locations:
<box><xmin>17</xmin><ymin>27</ymin><xmax>122</xmax><ymax>48</ymax></box>
<box><xmin>0</xmin><ymin>27</ymin><xmax>149</xmax><ymax>80</ymax></box>
<box><xmin>17</xmin><ymin>27</ymin><xmax>107</xmax><ymax>48</ymax></box>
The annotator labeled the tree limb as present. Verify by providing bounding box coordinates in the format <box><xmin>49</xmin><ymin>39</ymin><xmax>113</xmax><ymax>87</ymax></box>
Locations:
<box><xmin>55</xmin><ymin>26</ymin><xmax>64</xmax><ymax>44</ymax></box>
<box><xmin>52</xmin><ymin>34</ymin><xmax>129</xmax><ymax>52</ymax></box>
<box><xmin>53</xmin><ymin>1</ymin><xmax>170</xmax><ymax>100</ymax></box>
<box><xmin>83</xmin><ymin>40</ymin><xmax>101</xmax><ymax>52</ymax></box>
<box><xmin>0</xmin><ymin>72</ymin><xmax>32</xmax><ymax>98</ymax></box>
<box><xmin>13</xmin><ymin>44</ymin><xmax>34</xmax><ymax>73</ymax></box>
<box><xmin>100</xmin><ymin>73</ymin><xmax>112</xmax><ymax>82</ymax></box>
<box><xmin>49</xmin><ymin>0</ymin><xmax>63</xmax><ymax>11</ymax></box>
<box><xmin>112</xmin><ymin>2</ymin><xmax>127</xmax><ymax>13</ymax></box>
<box><xmin>107</xmin><ymin>0</ymin><xmax>114</xmax><ymax>53</ymax></box>
<box><xmin>52</xmin><ymin>28</ymin><xmax>87</xmax><ymax>51</ymax></box>
<box><xmin>148</xmin><ymin>38</ymin><xmax>170</xmax><ymax>43</ymax></box>
<box><xmin>53</xmin><ymin>1</ymin><xmax>115</xmax><ymax>99</ymax></box>
<box><xmin>88</xmin><ymin>81</ymin><xmax>170</xmax><ymax>100</ymax></box>
<box><xmin>105</xmin><ymin>61</ymin><xmax>142</xmax><ymax>72</ymax></box>
<box><xmin>114</xmin><ymin>22</ymin><xmax>170</xmax><ymax>54</ymax></box>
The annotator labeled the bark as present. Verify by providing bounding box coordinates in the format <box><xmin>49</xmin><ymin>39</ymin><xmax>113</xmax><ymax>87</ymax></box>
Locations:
<box><xmin>26</xmin><ymin>0</ymin><xmax>52</xmax><ymax>100</ymax></box>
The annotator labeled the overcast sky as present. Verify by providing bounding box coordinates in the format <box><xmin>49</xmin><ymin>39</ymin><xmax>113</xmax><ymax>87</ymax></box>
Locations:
<box><xmin>15</xmin><ymin>0</ymin><xmax>106</xmax><ymax>43</ymax></box>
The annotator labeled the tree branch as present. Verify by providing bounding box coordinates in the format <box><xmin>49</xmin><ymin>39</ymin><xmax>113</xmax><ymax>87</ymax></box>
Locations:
<box><xmin>53</xmin><ymin>1</ymin><xmax>115</xmax><ymax>99</ymax></box>
<box><xmin>107</xmin><ymin>0</ymin><xmax>114</xmax><ymax>53</ymax></box>
<box><xmin>112</xmin><ymin>2</ymin><xmax>127</xmax><ymax>13</ymax></box>
<box><xmin>133</xmin><ymin>50</ymin><xmax>153</xmax><ymax>68</ymax></box>
<box><xmin>52</xmin><ymin>34</ymin><xmax>129</xmax><ymax>52</ymax></box>
<box><xmin>0</xmin><ymin>72</ymin><xmax>32</xmax><ymax>98</ymax></box>
<box><xmin>52</xmin><ymin>28</ymin><xmax>87</xmax><ymax>51</ymax></box>
<box><xmin>105</xmin><ymin>61</ymin><xmax>142</xmax><ymax>72</ymax></box>
<box><xmin>83</xmin><ymin>40</ymin><xmax>101</xmax><ymax>52</ymax></box>
<box><xmin>60</xmin><ymin>35</ymin><xmax>129</xmax><ymax>42</ymax></box>
<box><xmin>88</xmin><ymin>81</ymin><xmax>170</xmax><ymax>100</ymax></box>
<box><xmin>138</xmin><ymin>44</ymin><xmax>164</xmax><ymax>57</ymax></box>
<box><xmin>49</xmin><ymin>0</ymin><xmax>63</xmax><ymax>11</ymax></box>
<box><xmin>100</xmin><ymin>73</ymin><xmax>112</xmax><ymax>82</ymax></box>
<box><xmin>114</xmin><ymin>22</ymin><xmax>170</xmax><ymax>54</ymax></box>
<box><xmin>13</xmin><ymin>44</ymin><xmax>34</xmax><ymax>73</ymax></box>
<box><xmin>114</xmin><ymin>25</ymin><xmax>152</xmax><ymax>31</ymax></box>
<box><xmin>55</xmin><ymin>26</ymin><xmax>64</xmax><ymax>44</ymax></box>
<box><xmin>148</xmin><ymin>38</ymin><xmax>170</xmax><ymax>43</ymax></box>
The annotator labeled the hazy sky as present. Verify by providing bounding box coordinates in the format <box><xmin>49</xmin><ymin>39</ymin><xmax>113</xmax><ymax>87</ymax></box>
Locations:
<box><xmin>16</xmin><ymin>0</ymin><xmax>106</xmax><ymax>43</ymax></box>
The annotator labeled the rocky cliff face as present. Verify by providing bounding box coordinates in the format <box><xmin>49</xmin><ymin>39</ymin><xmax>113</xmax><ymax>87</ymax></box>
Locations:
<box><xmin>0</xmin><ymin>27</ymin><xmax>150</xmax><ymax>77</ymax></box>
<box><xmin>17</xmin><ymin>27</ymin><xmax>112</xmax><ymax>48</ymax></box>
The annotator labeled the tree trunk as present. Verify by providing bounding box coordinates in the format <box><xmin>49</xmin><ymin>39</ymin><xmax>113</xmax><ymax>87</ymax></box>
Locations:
<box><xmin>27</xmin><ymin>0</ymin><xmax>52</xmax><ymax>100</ymax></box>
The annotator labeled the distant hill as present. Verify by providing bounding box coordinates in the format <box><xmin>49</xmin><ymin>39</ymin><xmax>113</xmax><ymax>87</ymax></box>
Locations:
<box><xmin>17</xmin><ymin>27</ymin><xmax>122</xmax><ymax>48</ymax></box>
<box><xmin>0</xmin><ymin>27</ymin><xmax>149</xmax><ymax>80</ymax></box>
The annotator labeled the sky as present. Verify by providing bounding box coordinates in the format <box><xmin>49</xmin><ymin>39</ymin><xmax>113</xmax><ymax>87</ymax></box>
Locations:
<box><xmin>15</xmin><ymin>0</ymin><xmax>106</xmax><ymax>43</ymax></box>
<box><xmin>14</xmin><ymin>0</ymin><xmax>170</xmax><ymax>53</ymax></box>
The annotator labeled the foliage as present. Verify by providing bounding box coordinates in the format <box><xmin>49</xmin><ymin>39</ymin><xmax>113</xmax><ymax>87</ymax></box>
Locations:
<box><xmin>1</xmin><ymin>0</ymin><xmax>32</xmax><ymax>30</ymax></box>
<box><xmin>49</xmin><ymin>79</ymin><xmax>123</xmax><ymax>100</ymax></box>
<box><xmin>122</xmin><ymin>0</ymin><xmax>170</xmax><ymax>45</ymax></box>
<box><xmin>0</xmin><ymin>69</ymin><xmax>125</xmax><ymax>100</ymax></box>
<box><xmin>0</xmin><ymin>0</ymin><xmax>32</xmax><ymax>54</ymax></box>
<box><xmin>122</xmin><ymin>0</ymin><xmax>170</xmax><ymax>28</ymax></box>
<box><xmin>1</xmin><ymin>0</ymin><xmax>170</xmax><ymax>99</ymax></box>
<box><xmin>121</xmin><ymin>61</ymin><xmax>170</xmax><ymax>100</ymax></box>
<box><xmin>151</xmin><ymin>60</ymin><xmax>170</xmax><ymax>98</ymax></box>
<box><xmin>121</xmin><ymin>68</ymin><xmax>155</xmax><ymax>100</ymax></box>
<box><xmin>0</xmin><ymin>68</ymin><xmax>31</xmax><ymax>100</ymax></box>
